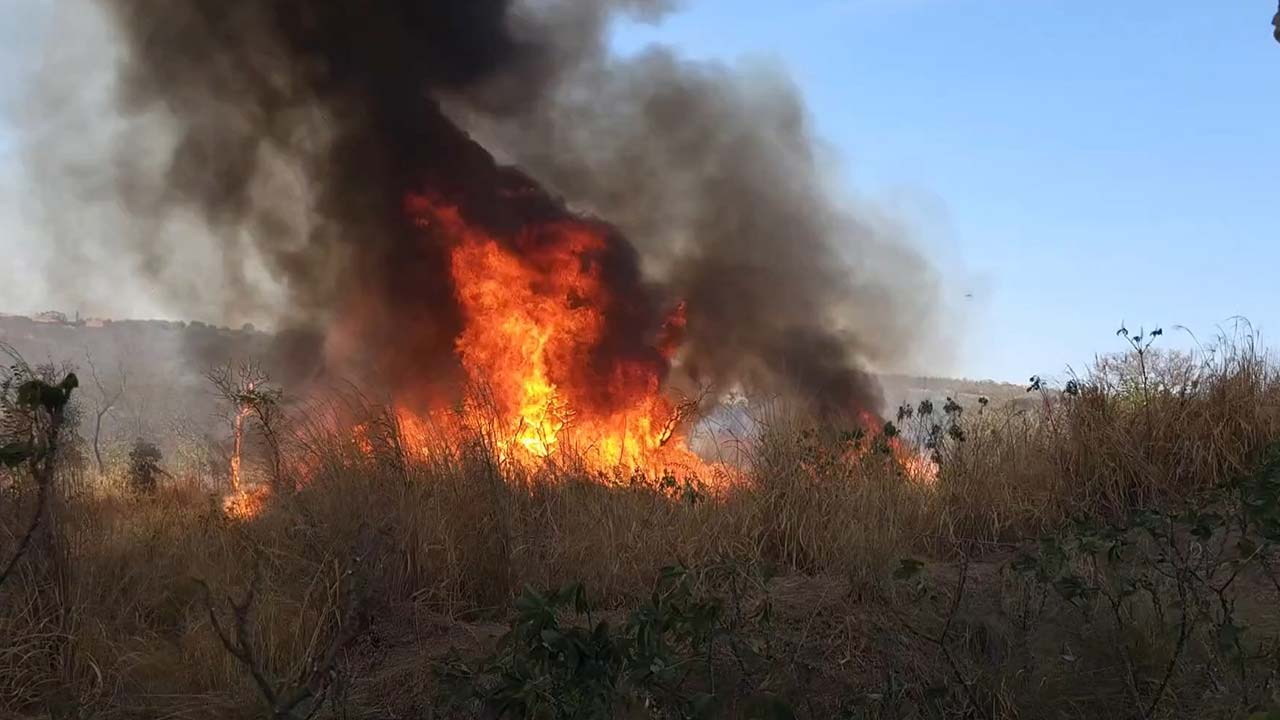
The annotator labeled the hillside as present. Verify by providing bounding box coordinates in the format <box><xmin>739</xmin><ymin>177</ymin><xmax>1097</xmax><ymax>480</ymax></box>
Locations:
<box><xmin>0</xmin><ymin>312</ymin><xmax>1027</xmax><ymax>413</ymax></box>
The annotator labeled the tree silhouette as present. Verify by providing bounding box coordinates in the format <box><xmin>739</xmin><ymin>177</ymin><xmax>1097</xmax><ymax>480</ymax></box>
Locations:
<box><xmin>0</xmin><ymin>344</ymin><xmax>78</xmax><ymax>589</ymax></box>
<box><xmin>85</xmin><ymin>350</ymin><xmax>126</xmax><ymax>475</ymax></box>
<box><xmin>206</xmin><ymin>361</ymin><xmax>286</xmax><ymax>493</ymax></box>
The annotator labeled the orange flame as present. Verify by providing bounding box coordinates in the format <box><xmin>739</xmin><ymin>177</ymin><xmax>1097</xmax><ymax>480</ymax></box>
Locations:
<box><xmin>222</xmin><ymin>485</ymin><xmax>270</xmax><ymax>520</ymax></box>
<box><xmin>224</xmin><ymin>382</ymin><xmax>275</xmax><ymax>519</ymax></box>
<box><xmin>843</xmin><ymin>412</ymin><xmax>940</xmax><ymax>486</ymax></box>
<box><xmin>229</xmin><ymin>400</ymin><xmax>251</xmax><ymax>493</ymax></box>
<box><xmin>403</xmin><ymin>195</ymin><xmax>704</xmax><ymax>474</ymax></box>
<box><xmin>889</xmin><ymin>438</ymin><xmax>939</xmax><ymax>486</ymax></box>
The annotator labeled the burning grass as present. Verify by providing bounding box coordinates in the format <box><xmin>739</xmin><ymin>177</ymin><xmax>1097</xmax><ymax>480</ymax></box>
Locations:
<box><xmin>3</xmin><ymin>330</ymin><xmax>1280</xmax><ymax>718</ymax></box>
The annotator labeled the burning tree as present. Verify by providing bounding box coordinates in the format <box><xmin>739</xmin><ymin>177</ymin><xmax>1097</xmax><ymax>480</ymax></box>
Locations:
<box><xmin>207</xmin><ymin>361</ymin><xmax>285</xmax><ymax>509</ymax></box>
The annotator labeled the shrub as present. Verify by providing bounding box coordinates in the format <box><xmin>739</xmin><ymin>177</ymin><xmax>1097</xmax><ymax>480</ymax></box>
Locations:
<box><xmin>127</xmin><ymin>439</ymin><xmax>163</xmax><ymax>495</ymax></box>
<box><xmin>1002</xmin><ymin>449</ymin><xmax>1280</xmax><ymax>718</ymax></box>
<box><xmin>452</xmin><ymin>564</ymin><xmax>791</xmax><ymax>720</ymax></box>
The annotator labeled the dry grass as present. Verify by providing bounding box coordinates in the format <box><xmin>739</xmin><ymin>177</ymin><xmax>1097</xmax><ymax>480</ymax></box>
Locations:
<box><xmin>2</xmin><ymin>332</ymin><xmax>1279</xmax><ymax>717</ymax></box>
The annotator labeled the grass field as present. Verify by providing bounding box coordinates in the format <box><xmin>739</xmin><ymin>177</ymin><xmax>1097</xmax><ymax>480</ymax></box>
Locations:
<box><xmin>3</xmin><ymin>328</ymin><xmax>1280</xmax><ymax>719</ymax></box>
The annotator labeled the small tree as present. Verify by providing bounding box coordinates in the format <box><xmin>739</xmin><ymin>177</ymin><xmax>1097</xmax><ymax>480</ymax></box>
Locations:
<box><xmin>84</xmin><ymin>350</ymin><xmax>126</xmax><ymax>475</ymax></box>
<box><xmin>207</xmin><ymin>361</ymin><xmax>287</xmax><ymax>493</ymax></box>
<box><xmin>127</xmin><ymin>439</ymin><xmax>163</xmax><ymax>495</ymax></box>
<box><xmin>0</xmin><ymin>344</ymin><xmax>78</xmax><ymax>589</ymax></box>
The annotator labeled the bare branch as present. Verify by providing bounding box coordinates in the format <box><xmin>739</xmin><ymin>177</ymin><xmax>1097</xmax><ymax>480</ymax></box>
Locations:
<box><xmin>197</xmin><ymin>548</ymin><xmax>367</xmax><ymax>719</ymax></box>
<box><xmin>0</xmin><ymin>470</ymin><xmax>49</xmax><ymax>588</ymax></box>
<box><xmin>85</xmin><ymin>349</ymin><xmax>127</xmax><ymax>475</ymax></box>
<box><xmin>207</xmin><ymin>360</ymin><xmax>288</xmax><ymax>494</ymax></box>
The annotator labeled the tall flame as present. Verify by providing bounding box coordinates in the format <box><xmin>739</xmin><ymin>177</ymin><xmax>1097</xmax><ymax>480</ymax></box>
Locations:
<box><xmin>854</xmin><ymin>412</ymin><xmax>939</xmax><ymax>486</ymax></box>
<box><xmin>405</xmin><ymin>195</ymin><xmax>697</xmax><ymax>472</ymax></box>
<box><xmin>228</xmin><ymin>391</ymin><xmax>252</xmax><ymax>493</ymax></box>
<box><xmin>223</xmin><ymin>382</ymin><xmax>267</xmax><ymax>519</ymax></box>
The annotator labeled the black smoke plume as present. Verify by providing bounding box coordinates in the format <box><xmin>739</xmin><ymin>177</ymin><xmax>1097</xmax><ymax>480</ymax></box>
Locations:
<box><xmin>80</xmin><ymin>0</ymin><xmax>937</xmax><ymax>417</ymax></box>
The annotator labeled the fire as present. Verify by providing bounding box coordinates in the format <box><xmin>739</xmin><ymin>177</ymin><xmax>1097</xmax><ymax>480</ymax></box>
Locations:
<box><xmin>223</xmin><ymin>485</ymin><xmax>270</xmax><ymax>520</ymax></box>
<box><xmin>228</xmin><ymin>385</ymin><xmax>253</xmax><ymax>493</ymax></box>
<box><xmin>404</xmin><ymin>195</ymin><xmax>701</xmax><ymax>473</ymax></box>
<box><xmin>890</xmin><ymin>438</ymin><xmax>939</xmax><ymax>486</ymax></box>
<box><xmin>839</xmin><ymin>413</ymin><xmax>940</xmax><ymax>486</ymax></box>
<box><xmin>220</xmin><ymin>381</ymin><xmax>271</xmax><ymax>520</ymax></box>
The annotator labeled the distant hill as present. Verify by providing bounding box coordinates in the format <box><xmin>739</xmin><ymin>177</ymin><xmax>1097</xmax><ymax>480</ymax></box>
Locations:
<box><xmin>0</xmin><ymin>312</ymin><xmax>268</xmax><ymax>363</ymax></box>
<box><xmin>878</xmin><ymin>373</ymin><xmax>1032</xmax><ymax>412</ymax></box>
<box><xmin>0</xmin><ymin>312</ymin><xmax>1031</xmax><ymax>453</ymax></box>
<box><xmin>0</xmin><ymin>313</ymin><xmax>303</xmax><ymax>460</ymax></box>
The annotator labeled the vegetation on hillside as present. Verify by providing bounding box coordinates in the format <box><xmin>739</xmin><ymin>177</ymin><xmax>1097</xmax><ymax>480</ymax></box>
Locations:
<box><xmin>1</xmin><ymin>326</ymin><xmax>1279</xmax><ymax>719</ymax></box>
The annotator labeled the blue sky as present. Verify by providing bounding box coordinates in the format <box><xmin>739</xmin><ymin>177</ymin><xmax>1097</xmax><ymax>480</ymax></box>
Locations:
<box><xmin>0</xmin><ymin>1</ymin><xmax>1275</xmax><ymax>383</ymax></box>
<box><xmin>612</xmin><ymin>0</ymin><xmax>1280</xmax><ymax>381</ymax></box>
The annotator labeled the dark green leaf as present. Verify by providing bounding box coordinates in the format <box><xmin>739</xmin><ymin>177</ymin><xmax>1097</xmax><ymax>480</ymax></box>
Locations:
<box><xmin>688</xmin><ymin>692</ymin><xmax>719</xmax><ymax>719</ymax></box>
<box><xmin>0</xmin><ymin>442</ymin><xmax>31</xmax><ymax>467</ymax></box>
<box><xmin>745</xmin><ymin>694</ymin><xmax>797</xmax><ymax>720</ymax></box>
<box><xmin>1237</xmin><ymin>538</ymin><xmax>1259</xmax><ymax>558</ymax></box>
<box><xmin>1216</xmin><ymin>620</ymin><xmax>1244</xmax><ymax>657</ymax></box>
<box><xmin>893</xmin><ymin>558</ymin><xmax>925</xmax><ymax>580</ymax></box>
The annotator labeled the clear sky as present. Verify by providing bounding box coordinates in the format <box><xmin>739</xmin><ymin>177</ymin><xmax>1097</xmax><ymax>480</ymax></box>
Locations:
<box><xmin>0</xmin><ymin>1</ymin><xmax>1276</xmax><ymax>383</ymax></box>
<box><xmin>612</xmin><ymin>0</ymin><xmax>1280</xmax><ymax>382</ymax></box>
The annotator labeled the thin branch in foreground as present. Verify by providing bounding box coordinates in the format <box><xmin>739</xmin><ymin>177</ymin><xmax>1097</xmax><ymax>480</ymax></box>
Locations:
<box><xmin>198</xmin><ymin>551</ymin><xmax>368</xmax><ymax>719</ymax></box>
<box><xmin>0</xmin><ymin>473</ymin><xmax>49</xmax><ymax>589</ymax></box>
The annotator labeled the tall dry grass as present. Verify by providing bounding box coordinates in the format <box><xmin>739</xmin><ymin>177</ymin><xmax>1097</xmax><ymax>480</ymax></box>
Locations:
<box><xmin>0</xmin><ymin>329</ymin><xmax>1278</xmax><ymax>717</ymax></box>
<box><xmin>931</xmin><ymin>328</ymin><xmax>1280</xmax><ymax>543</ymax></box>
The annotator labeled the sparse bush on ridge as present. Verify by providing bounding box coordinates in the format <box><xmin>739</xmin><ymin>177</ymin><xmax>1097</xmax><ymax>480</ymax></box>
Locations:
<box><xmin>1</xmin><ymin>327</ymin><xmax>1279</xmax><ymax>718</ymax></box>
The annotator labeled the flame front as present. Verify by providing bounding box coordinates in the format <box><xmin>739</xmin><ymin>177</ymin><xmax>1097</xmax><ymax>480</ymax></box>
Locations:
<box><xmin>856</xmin><ymin>412</ymin><xmax>939</xmax><ymax>486</ymax></box>
<box><xmin>407</xmin><ymin>195</ymin><xmax>697</xmax><ymax>471</ymax></box>
<box><xmin>228</xmin><ymin>389</ymin><xmax>253</xmax><ymax>493</ymax></box>
<box><xmin>223</xmin><ymin>484</ymin><xmax>270</xmax><ymax>520</ymax></box>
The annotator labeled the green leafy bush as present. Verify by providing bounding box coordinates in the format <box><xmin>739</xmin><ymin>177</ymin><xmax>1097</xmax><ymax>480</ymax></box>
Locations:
<box><xmin>1004</xmin><ymin>446</ymin><xmax>1280</xmax><ymax>718</ymax></box>
<box><xmin>127</xmin><ymin>439</ymin><xmax>163</xmax><ymax>494</ymax></box>
<box><xmin>451</xmin><ymin>564</ymin><xmax>792</xmax><ymax>720</ymax></box>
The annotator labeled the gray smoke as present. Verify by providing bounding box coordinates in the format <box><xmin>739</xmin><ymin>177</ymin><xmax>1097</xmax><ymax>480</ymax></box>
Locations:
<box><xmin>461</xmin><ymin>46</ymin><xmax>938</xmax><ymax>414</ymax></box>
<box><xmin>19</xmin><ymin>0</ymin><xmax>940</xmax><ymax>418</ymax></box>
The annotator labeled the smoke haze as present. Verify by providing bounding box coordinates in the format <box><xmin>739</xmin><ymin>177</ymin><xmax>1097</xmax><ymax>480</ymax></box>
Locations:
<box><xmin>7</xmin><ymin>0</ymin><xmax>942</xmax><ymax>417</ymax></box>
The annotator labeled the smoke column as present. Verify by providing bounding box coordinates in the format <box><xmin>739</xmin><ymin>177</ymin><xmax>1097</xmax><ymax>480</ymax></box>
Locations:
<box><xmin>36</xmin><ymin>0</ymin><xmax>939</xmax><ymax>418</ymax></box>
